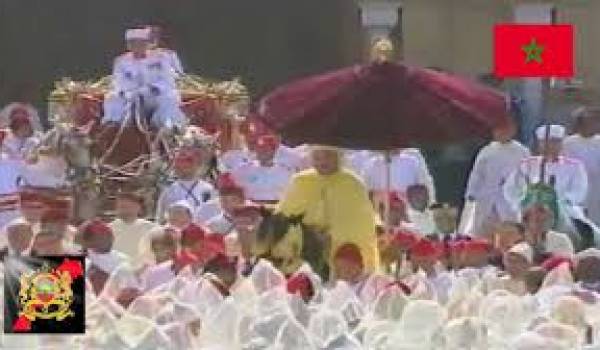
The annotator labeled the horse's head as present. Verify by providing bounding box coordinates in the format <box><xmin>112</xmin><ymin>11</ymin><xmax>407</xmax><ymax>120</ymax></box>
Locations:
<box><xmin>56</xmin><ymin>121</ymin><xmax>94</xmax><ymax>170</ymax></box>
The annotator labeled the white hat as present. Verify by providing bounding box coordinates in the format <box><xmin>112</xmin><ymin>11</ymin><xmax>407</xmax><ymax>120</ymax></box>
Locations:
<box><xmin>536</xmin><ymin>124</ymin><xmax>566</xmax><ymax>140</ymax></box>
<box><xmin>169</xmin><ymin>200</ymin><xmax>194</xmax><ymax>214</ymax></box>
<box><xmin>508</xmin><ymin>242</ymin><xmax>534</xmax><ymax>264</ymax></box>
<box><xmin>125</xmin><ymin>28</ymin><xmax>150</xmax><ymax>41</ymax></box>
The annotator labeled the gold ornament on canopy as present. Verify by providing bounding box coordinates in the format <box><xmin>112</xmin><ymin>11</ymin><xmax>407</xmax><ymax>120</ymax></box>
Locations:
<box><xmin>370</xmin><ymin>37</ymin><xmax>394</xmax><ymax>63</ymax></box>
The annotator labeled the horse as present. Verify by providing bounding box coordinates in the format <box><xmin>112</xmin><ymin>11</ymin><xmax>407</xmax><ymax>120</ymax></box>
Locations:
<box><xmin>26</xmin><ymin>122</ymin><xmax>100</xmax><ymax>223</ymax></box>
<box><xmin>254</xmin><ymin>206</ymin><xmax>331</xmax><ymax>280</ymax></box>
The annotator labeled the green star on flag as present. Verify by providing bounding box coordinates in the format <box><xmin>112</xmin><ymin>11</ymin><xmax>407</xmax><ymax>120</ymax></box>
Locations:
<box><xmin>522</xmin><ymin>38</ymin><xmax>544</xmax><ymax>64</ymax></box>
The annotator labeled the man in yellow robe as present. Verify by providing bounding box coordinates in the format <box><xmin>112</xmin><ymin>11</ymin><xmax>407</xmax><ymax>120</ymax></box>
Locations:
<box><xmin>277</xmin><ymin>146</ymin><xmax>380</xmax><ymax>273</ymax></box>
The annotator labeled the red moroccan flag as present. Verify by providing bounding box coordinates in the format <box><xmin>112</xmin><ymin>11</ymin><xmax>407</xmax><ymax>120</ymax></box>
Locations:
<box><xmin>494</xmin><ymin>24</ymin><xmax>574</xmax><ymax>78</ymax></box>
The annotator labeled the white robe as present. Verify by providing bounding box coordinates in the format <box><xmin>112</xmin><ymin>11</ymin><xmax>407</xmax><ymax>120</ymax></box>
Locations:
<box><xmin>155</xmin><ymin>178</ymin><xmax>217</xmax><ymax>222</ymax></box>
<box><xmin>140</xmin><ymin>260</ymin><xmax>176</xmax><ymax>292</ymax></box>
<box><xmin>362</xmin><ymin>151</ymin><xmax>436</xmax><ymax>200</ymax></box>
<box><xmin>109</xmin><ymin>218</ymin><xmax>158</xmax><ymax>263</ymax></box>
<box><xmin>218</xmin><ymin>145</ymin><xmax>306</xmax><ymax>173</ymax></box>
<box><xmin>0</xmin><ymin>133</ymin><xmax>40</xmax><ymax>162</ymax></box>
<box><xmin>231</xmin><ymin>161</ymin><xmax>294</xmax><ymax>201</ymax></box>
<box><xmin>102</xmin><ymin>51</ymin><xmax>185</xmax><ymax>129</ymax></box>
<box><xmin>195</xmin><ymin>198</ymin><xmax>222</xmax><ymax>224</ymax></box>
<box><xmin>0</xmin><ymin>157</ymin><xmax>22</xmax><ymax>232</ymax></box>
<box><xmin>563</xmin><ymin>134</ymin><xmax>600</xmax><ymax>225</ymax></box>
<box><xmin>19</xmin><ymin>155</ymin><xmax>68</xmax><ymax>188</ymax></box>
<box><xmin>504</xmin><ymin>156</ymin><xmax>589</xmax><ymax>220</ymax></box>
<box><xmin>463</xmin><ymin>140</ymin><xmax>530</xmax><ymax>234</ymax></box>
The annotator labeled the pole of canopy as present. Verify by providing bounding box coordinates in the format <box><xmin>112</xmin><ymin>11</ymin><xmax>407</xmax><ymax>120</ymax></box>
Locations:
<box><xmin>371</xmin><ymin>37</ymin><xmax>395</xmax><ymax>234</ymax></box>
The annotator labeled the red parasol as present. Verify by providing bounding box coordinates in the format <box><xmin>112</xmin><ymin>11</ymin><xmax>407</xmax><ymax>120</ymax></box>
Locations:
<box><xmin>256</xmin><ymin>61</ymin><xmax>511</xmax><ymax>150</ymax></box>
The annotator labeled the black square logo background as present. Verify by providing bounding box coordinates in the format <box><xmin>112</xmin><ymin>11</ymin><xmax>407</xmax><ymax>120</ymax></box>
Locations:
<box><xmin>4</xmin><ymin>255</ymin><xmax>85</xmax><ymax>334</ymax></box>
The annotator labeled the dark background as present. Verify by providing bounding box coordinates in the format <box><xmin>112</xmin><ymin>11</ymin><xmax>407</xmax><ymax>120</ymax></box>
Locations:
<box><xmin>0</xmin><ymin>0</ymin><xmax>363</xmax><ymax>113</ymax></box>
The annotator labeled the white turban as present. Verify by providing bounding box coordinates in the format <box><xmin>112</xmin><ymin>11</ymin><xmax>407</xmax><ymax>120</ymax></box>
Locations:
<box><xmin>125</xmin><ymin>28</ymin><xmax>150</xmax><ymax>41</ymax></box>
<box><xmin>535</xmin><ymin>124</ymin><xmax>566</xmax><ymax>140</ymax></box>
<box><xmin>508</xmin><ymin>242</ymin><xmax>534</xmax><ymax>264</ymax></box>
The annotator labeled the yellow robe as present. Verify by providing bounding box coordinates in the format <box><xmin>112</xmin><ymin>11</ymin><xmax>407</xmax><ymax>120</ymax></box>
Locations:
<box><xmin>277</xmin><ymin>168</ymin><xmax>380</xmax><ymax>272</ymax></box>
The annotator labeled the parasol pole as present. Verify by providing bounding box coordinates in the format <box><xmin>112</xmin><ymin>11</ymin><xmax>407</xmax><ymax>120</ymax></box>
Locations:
<box><xmin>384</xmin><ymin>150</ymin><xmax>392</xmax><ymax>233</ymax></box>
<box><xmin>370</xmin><ymin>37</ymin><xmax>396</xmax><ymax>234</ymax></box>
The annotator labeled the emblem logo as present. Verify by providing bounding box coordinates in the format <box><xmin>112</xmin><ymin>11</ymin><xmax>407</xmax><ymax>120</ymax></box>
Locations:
<box><xmin>5</xmin><ymin>256</ymin><xmax>85</xmax><ymax>334</ymax></box>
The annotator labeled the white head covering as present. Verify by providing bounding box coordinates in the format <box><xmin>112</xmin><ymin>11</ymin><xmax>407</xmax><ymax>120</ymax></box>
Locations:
<box><xmin>250</xmin><ymin>259</ymin><xmax>286</xmax><ymax>294</ymax></box>
<box><xmin>536</xmin><ymin>124</ymin><xmax>566</xmax><ymax>140</ymax></box>
<box><xmin>443</xmin><ymin>317</ymin><xmax>489</xmax><ymax>350</ymax></box>
<box><xmin>508</xmin><ymin>242</ymin><xmax>534</xmax><ymax>264</ymax></box>
<box><xmin>168</xmin><ymin>200</ymin><xmax>194</xmax><ymax>215</ymax></box>
<box><xmin>390</xmin><ymin>300</ymin><xmax>447</xmax><ymax>347</ymax></box>
<box><xmin>125</xmin><ymin>28</ymin><xmax>150</xmax><ymax>41</ymax></box>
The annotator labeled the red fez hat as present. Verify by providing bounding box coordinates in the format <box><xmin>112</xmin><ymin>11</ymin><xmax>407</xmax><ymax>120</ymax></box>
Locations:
<box><xmin>541</xmin><ymin>255</ymin><xmax>573</xmax><ymax>272</ymax></box>
<box><xmin>181</xmin><ymin>224</ymin><xmax>208</xmax><ymax>244</ymax></box>
<box><xmin>216</xmin><ymin>173</ymin><xmax>245</xmax><ymax>197</ymax></box>
<box><xmin>40</xmin><ymin>208</ymin><xmax>70</xmax><ymax>224</ymax></box>
<box><xmin>411</xmin><ymin>239</ymin><xmax>443</xmax><ymax>258</ymax></box>
<box><xmin>464</xmin><ymin>239</ymin><xmax>492</xmax><ymax>255</ymax></box>
<box><xmin>9</xmin><ymin>107</ymin><xmax>30</xmax><ymax>129</ymax></box>
<box><xmin>286</xmin><ymin>272</ymin><xmax>315</xmax><ymax>300</ymax></box>
<box><xmin>391</xmin><ymin>229</ymin><xmax>418</xmax><ymax>250</ymax></box>
<box><xmin>446</xmin><ymin>240</ymin><xmax>467</xmax><ymax>256</ymax></box>
<box><xmin>80</xmin><ymin>218</ymin><xmax>112</xmax><ymax>238</ymax></box>
<box><xmin>116</xmin><ymin>191</ymin><xmax>145</xmax><ymax>206</ymax></box>
<box><xmin>202</xmin><ymin>234</ymin><xmax>226</xmax><ymax>256</ymax></box>
<box><xmin>173</xmin><ymin>251</ymin><xmax>201</xmax><ymax>272</ymax></box>
<box><xmin>334</xmin><ymin>243</ymin><xmax>364</xmax><ymax>267</ymax></box>
<box><xmin>255</xmin><ymin>135</ymin><xmax>279</xmax><ymax>151</ymax></box>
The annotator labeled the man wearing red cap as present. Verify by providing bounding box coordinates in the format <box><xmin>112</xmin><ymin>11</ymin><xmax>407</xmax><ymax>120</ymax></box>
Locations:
<box><xmin>219</xmin><ymin>119</ymin><xmax>306</xmax><ymax>173</ymax></box>
<box><xmin>231</xmin><ymin>134</ymin><xmax>294</xmax><ymax>202</ymax></box>
<box><xmin>0</xmin><ymin>105</ymin><xmax>41</xmax><ymax>162</ymax></box>
<box><xmin>407</xmin><ymin>238</ymin><xmax>453</xmax><ymax>303</ymax></box>
<box><xmin>30</xmin><ymin>207</ymin><xmax>78</xmax><ymax>256</ymax></box>
<box><xmin>156</xmin><ymin>147</ymin><xmax>217</xmax><ymax>223</ymax></box>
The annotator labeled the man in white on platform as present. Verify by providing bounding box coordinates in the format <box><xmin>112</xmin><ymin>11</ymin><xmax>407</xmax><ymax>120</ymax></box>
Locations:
<box><xmin>147</xmin><ymin>25</ymin><xmax>184</xmax><ymax>75</ymax></box>
<box><xmin>504</xmin><ymin>124</ymin><xmax>589</xmax><ymax>227</ymax></box>
<box><xmin>361</xmin><ymin>148</ymin><xmax>436</xmax><ymax>201</ymax></box>
<box><xmin>563</xmin><ymin>107</ymin><xmax>600</xmax><ymax>226</ymax></box>
<box><xmin>102</xmin><ymin>27</ymin><xmax>185</xmax><ymax>131</ymax></box>
<box><xmin>462</xmin><ymin>123</ymin><xmax>530</xmax><ymax>236</ymax></box>
<box><xmin>0</xmin><ymin>104</ymin><xmax>41</xmax><ymax>162</ymax></box>
<box><xmin>232</xmin><ymin>134</ymin><xmax>294</xmax><ymax>203</ymax></box>
<box><xmin>156</xmin><ymin>148</ymin><xmax>217</xmax><ymax>223</ymax></box>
